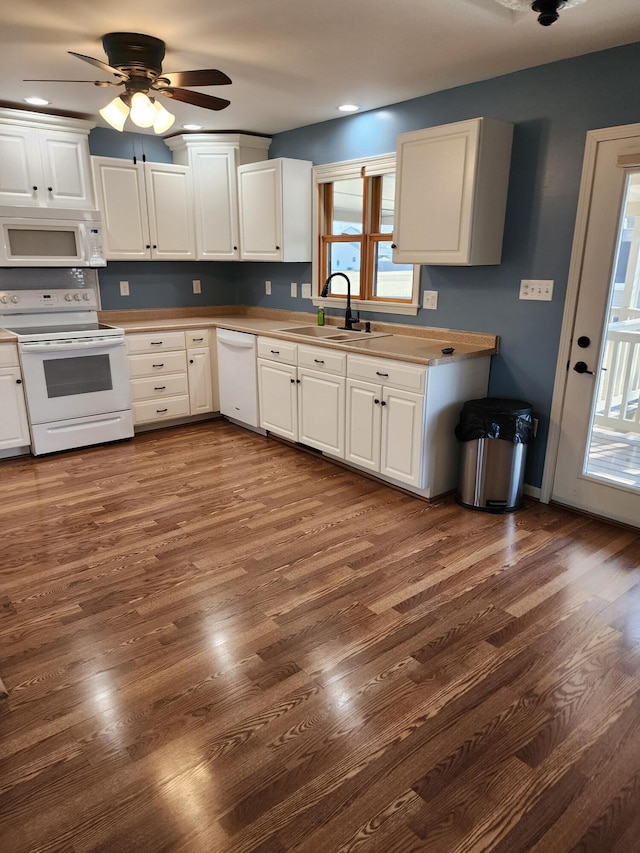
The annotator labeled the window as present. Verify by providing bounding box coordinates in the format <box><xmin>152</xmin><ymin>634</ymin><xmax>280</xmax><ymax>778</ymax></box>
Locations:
<box><xmin>314</xmin><ymin>154</ymin><xmax>419</xmax><ymax>315</ymax></box>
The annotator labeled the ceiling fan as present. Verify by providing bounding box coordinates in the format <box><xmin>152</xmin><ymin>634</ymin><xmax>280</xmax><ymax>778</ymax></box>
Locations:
<box><xmin>25</xmin><ymin>32</ymin><xmax>232</xmax><ymax>134</ymax></box>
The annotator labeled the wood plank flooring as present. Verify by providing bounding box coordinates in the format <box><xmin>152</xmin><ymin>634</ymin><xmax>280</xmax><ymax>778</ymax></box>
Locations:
<box><xmin>1</xmin><ymin>420</ymin><xmax>640</xmax><ymax>852</ymax></box>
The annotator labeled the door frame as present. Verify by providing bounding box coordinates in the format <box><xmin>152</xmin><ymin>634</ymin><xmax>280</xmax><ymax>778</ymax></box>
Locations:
<box><xmin>541</xmin><ymin>121</ymin><xmax>640</xmax><ymax>504</ymax></box>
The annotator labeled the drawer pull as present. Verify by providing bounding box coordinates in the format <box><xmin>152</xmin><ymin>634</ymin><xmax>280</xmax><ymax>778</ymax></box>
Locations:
<box><xmin>154</xmin><ymin>386</ymin><xmax>166</xmax><ymax>391</ymax></box>
<box><xmin>152</xmin><ymin>363</ymin><xmax>165</xmax><ymax>368</ymax></box>
<box><xmin>270</xmin><ymin>349</ymin><xmax>280</xmax><ymax>354</ymax></box>
<box><xmin>314</xmin><ymin>359</ymin><xmax>325</xmax><ymax>364</ymax></box>
<box><xmin>150</xmin><ymin>341</ymin><xmax>163</xmax><ymax>346</ymax></box>
<box><xmin>192</xmin><ymin>337</ymin><xmax>204</xmax><ymax>342</ymax></box>
<box><xmin>376</xmin><ymin>371</ymin><xmax>389</xmax><ymax>377</ymax></box>
<box><xmin>156</xmin><ymin>408</ymin><xmax>168</xmax><ymax>413</ymax></box>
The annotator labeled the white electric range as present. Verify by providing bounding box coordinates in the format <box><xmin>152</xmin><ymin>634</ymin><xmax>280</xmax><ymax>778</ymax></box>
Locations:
<box><xmin>0</xmin><ymin>269</ymin><xmax>133</xmax><ymax>455</ymax></box>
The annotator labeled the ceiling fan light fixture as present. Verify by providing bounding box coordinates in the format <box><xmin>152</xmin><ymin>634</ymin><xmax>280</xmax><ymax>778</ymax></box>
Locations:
<box><xmin>99</xmin><ymin>95</ymin><xmax>130</xmax><ymax>132</ymax></box>
<box><xmin>129</xmin><ymin>91</ymin><xmax>156</xmax><ymax>128</ymax></box>
<box><xmin>493</xmin><ymin>0</ymin><xmax>587</xmax><ymax>24</ymax></box>
<box><xmin>152</xmin><ymin>101</ymin><xmax>175</xmax><ymax>134</ymax></box>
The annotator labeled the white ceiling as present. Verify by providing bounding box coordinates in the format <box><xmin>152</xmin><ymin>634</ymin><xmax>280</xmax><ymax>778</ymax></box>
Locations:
<box><xmin>2</xmin><ymin>0</ymin><xmax>640</xmax><ymax>137</ymax></box>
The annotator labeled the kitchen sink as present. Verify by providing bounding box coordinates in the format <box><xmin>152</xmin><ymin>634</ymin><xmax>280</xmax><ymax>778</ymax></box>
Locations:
<box><xmin>280</xmin><ymin>325</ymin><xmax>390</xmax><ymax>341</ymax></box>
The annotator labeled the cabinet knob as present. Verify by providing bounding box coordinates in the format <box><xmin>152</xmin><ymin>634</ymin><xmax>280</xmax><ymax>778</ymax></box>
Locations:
<box><xmin>32</xmin><ymin>186</ymin><xmax>38</xmax><ymax>191</ymax></box>
<box><xmin>296</xmin><ymin>379</ymin><xmax>300</xmax><ymax>384</ymax></box>
<box><xmin>275</xmin><ymin>245</ymin><xmax>280</xmax><ymax>250</ymax></box>
<box><xmin>153</xmin><ymin>245</ymin><xmax>157</xmax><ymax>249</ymax></box>
<box><xmin>16</xmin><ymin>379</ymin><xmax>22</xmax><ymax>384</ymax></box>
<box><xmin>381</xmin><ymin>400</ymin><xmax>387</xmax><ymax>406</ymax></box>
<box><xmin>146</xmin><ymin>244</ymin><xmax>151</xmax><ymax>249</ymax></box>
<box><xmin>374</xmin><ymin>398</ymin><xmax>379</xmax><ymax>404</ymax></box>
<box><xmin>189</xmin><ymin>359</ymin><xmax>194</xmax><ymax>364</ymax></box>
<box><xmin>48</xmin><ymin>187</ymin><xmax>53</xmax><ymax>192</ymax></box>
<box><xmin>233</xmin><ymin>246</ymin><xmax>238</xmax><ymax>251</ymax></box>
<box><xmin>390</xmin><ymin>243</ymin><xmax>397</xmax><ymax>249</ymax></box>
<box><xmin>290</xmin><ymin>378</ymin><xmax>295</xmax><ymax>384</ymax></box>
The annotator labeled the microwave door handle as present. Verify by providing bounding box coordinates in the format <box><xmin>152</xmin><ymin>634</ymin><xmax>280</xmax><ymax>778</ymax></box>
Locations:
<box><xmin>20</xmin><ymin>338</ymin><xmax>125</xmax><ymax>353</ymax></box>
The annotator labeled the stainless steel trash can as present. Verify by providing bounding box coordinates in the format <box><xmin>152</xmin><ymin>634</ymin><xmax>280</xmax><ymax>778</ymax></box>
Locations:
<box><xmin>455</xmin><ymin>398</ymin><xmax>534</xmax><ymax>513</ymax></box>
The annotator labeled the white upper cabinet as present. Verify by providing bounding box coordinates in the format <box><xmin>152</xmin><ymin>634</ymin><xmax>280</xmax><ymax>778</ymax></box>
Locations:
<box><xmin>91</xmin><ymin>156</ymin><xmax>195</xmax><ymax>260</ymax></box>
<box><xmin>166</xmin><ymin>134</ymin><xmax>271</xmax><ymax>261</ymax></box>
<box><xmin>238</xmin><ymin>157</ymin><xmax>312</xmax><ymax>262</ymax></box>
<box><xmin>392</xmin><ymin>117</ymin><xmax>513</xmax><ymax>265</ymax></box>
<box><xmin>0</xmin><ymin>109</ymin><xmax>95</xmax><ymax>209</ymax></box>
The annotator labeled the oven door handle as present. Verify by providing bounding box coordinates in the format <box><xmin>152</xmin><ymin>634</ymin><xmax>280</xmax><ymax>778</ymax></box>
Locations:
<box><xmin>20</xmin><ymin>337</ymin><xmax>125</xmax><ymax>354</ymax></box>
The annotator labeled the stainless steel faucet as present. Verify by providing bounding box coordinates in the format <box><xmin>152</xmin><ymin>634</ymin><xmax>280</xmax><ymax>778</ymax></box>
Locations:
<box><xmin>321</xmin><ymin>272</ymin><xmax>359</xmax><ymax>330</ymax></box>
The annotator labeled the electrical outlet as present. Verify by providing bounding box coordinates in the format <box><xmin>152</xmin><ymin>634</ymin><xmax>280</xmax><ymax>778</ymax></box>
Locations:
<box><xmin>519</xmin><ymin>279</ymin><xmax>554</xmax><ymax>301</ymax></box>
<box><xmin>265</xmin><ymin>280</ymin><xmax>271</xmax><ymax>295</ymax></box>
<box><xmin>422</xmin><ymin>290</ymin><xmax>438</xmax><ymax>310</ymax></box>
<box><xmin>192</xmin><ymin>279</ymin><xmax>201</xmax><ymax>294</ymax></box>
<box><xmin>290</xmin><ymin>282</ymin><xmax>298</xmax><ymax>298</ymax></box>
<box><xmin>301</xmin><ymin>282</ymin><xmax>312</xmax><ymax>299</ymax></box>
<box><xmin>119</xmin><ymin>281</ymin><xmax>129</xmax><ymax>297</ymax></box>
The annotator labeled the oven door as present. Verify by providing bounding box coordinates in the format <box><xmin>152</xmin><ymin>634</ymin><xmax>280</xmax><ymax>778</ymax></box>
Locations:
<box><xmin>18</xmin><ymin>336</ymin><xmax>131</xmax><ymax>425</ymax></box>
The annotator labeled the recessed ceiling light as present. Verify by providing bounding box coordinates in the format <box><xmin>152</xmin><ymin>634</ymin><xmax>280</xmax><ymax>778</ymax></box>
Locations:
<box><xmin>24</xmin><ymin>97</ymin><xmax>50</xmax><ymax>106</ymax></box>
<box><xmin>338</xmin><ymin>104</ymin><xmax>360</xmax><ymax>113</ymax></box>
<box><xmin>182</xmin><ymin>124</ymin><xmax>203</xmax><ymax>130</ymax></box>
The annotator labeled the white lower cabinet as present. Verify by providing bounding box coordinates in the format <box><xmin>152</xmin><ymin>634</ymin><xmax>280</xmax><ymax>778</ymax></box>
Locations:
<box><xmin>0</xmin><ymin>344</ymin><xmax>30</xmax><ymax>452</ymax></box>
<box><xmin>258</xmin><ymin>338</ymin><xmax>491</xmax><ymax>498</ymax></box>
<box><xmin>257</xmin><ymin>338</ymin><xmax>345</xmax><ymax>457</ymax></box>
<box><xmin>127</xmin><ymin>329</ymin><xmax>214</xmax><ymax>426</ymax></box>
<box><xmin>346</xmin><ymin>378</ymin><xmax>425</xmax><ymax>488</ymax></box>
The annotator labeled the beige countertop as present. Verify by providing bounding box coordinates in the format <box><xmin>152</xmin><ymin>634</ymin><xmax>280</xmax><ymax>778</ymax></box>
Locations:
<box><xmin>0</xmin><ymin>329</ymin><xmax>16</xmax><ymax>343</ymax></box>
<box><xmin>99</xmin><ymin>307</ymin><xmax>498</xmax><ymax>366</ymax></box>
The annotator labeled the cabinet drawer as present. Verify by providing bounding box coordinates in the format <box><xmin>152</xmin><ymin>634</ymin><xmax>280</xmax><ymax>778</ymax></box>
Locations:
<box><xmin>298</xmin><ymin>344</ymin><xmax>346</xmax><ymax>375</ymax></box>
<box><xmin>186</xmin><ymin>329</ymin><xmax>209</xmax><ymax>348</ymax></box>
<box><xmin>130</xmin><ymin>374</ymin><xmax>189</xmax><ymax>402</ymax></box>
<box><xmin>257</xmin><ymin>337</ymin><xmax>297</xmax><ymax>365</ymax></box>
<box><xmin>128</xmin><ymin>350</ymin><xmax>187</xmax><ymax>378</ymax></box>
<box><xmin>127</xmin><ymin>331</ymin><xmax>186</xmax><ymax>354</ymax></box>
<box><xmin>133</xmin><ymin>395</ymin><xmax>190</xmax><ymax>424</ymax></box>
<box><xmin>347</xmin><ymin>354</ymin><xmax>426</xmax><ymax>393</ymax></box>
<box><xmin>0</xmin><ymin>343</ymin><xmax>19</xmax><ymax>368</ymax></box>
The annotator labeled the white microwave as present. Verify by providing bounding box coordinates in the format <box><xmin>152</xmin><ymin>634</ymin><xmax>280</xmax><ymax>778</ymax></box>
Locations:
<box><xmin>0</xmin><ymin>208</ymin><xmax>106</xmax><ymax>267</ymax></box>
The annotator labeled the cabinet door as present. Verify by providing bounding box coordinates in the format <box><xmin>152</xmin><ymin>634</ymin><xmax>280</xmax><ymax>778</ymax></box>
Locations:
<box><xmin>187</xmin><ymin>348</ymin><xmax>214</xmax><ymax>415</ymax></box>
<box><xmin>380</xmin><ymin>387</ymin><xmax>425</xmax><ymax>487</ymax></box>
<box><xmin>91</xmin><ymin>157</ymin><xmax>151</xmax><ymax>260</ymax></box>
<box><xmin>393</xmin><ymin>121</ymin><xmax>478</xmax><ymax>265</ymax></box>
<box><xmin>238</xmin><ymin>160</ymin><xmax>282</xmax><ymax>260</ymax></box>
<box><xmin>0</xmin><ymin>368</ymin><xmax>30</xmax><ymax>450</ymax></box>
<box><xmin>257</xmin><ymin>358</ymin><xmax>298</xmax><ymax>441</ymax></box>
<box><xmin>0</xmin><ymin>125</ymin><xmax>42</xmax><ymax>206</ymax></box>
<box><xmin>38</xmin><ymin>129</ymin><xmax>94</xmax><ymax>209</ymax></box>
<box><xmin>298</xmin><ymin>367</ymin><xmax>345</xmax><ymax>458</ymax></box>
<box><xmin>144</xmin><ymin>163</ymin><xmax>195</xmax><ymax>259</ymax></box>
<box><xmin>345</xmin><ymin>378</ymin><xmax>381</xmax><ymax>472</ymax></box>
<box><xmin>191</xmin><ymin>148</ymin><xmax>239</xmax><ymax>259</ymax></box>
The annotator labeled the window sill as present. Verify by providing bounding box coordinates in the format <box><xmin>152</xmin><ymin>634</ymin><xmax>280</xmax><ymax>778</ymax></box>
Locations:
<box><xmin>311</xmin><ymin>297</ymin><xmax>419</xmax><ymax>316</ymax></box>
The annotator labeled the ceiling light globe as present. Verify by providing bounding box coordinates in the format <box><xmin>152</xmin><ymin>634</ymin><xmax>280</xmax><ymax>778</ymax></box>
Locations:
<box><xmin>153</xmin><ymin>101</ymin><xmax>176</xmax><ymax>134</ymax></box>
<box><xmin>129</xmin><ymin>92</ymin><xmax>156</xmax><ymax>128</ymax></box>
<box><xmin>99</xmin><ymin>95</ymin><xmax>130</xmax><ymax>132</ymax></box>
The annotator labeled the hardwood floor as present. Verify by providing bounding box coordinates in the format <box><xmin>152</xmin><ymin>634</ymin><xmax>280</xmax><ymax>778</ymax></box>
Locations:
<box><xmin>1</xmin><ymin>420</ymin><xmax>640</xmax><ymax>852</ymax></box>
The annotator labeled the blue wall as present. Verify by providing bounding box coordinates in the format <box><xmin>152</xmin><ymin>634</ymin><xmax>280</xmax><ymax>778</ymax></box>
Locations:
<box><xmin>88</xmin><ymin>43</ymin><xmax>640</xmax><ymax>489</ymax></box>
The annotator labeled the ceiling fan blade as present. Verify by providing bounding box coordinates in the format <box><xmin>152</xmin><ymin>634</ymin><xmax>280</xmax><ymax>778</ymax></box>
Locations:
<box><xmin>161</xmin><ymin>88</ymin><xmax>230</xmax><ymax>111</ymax></box>
<box><xmin>24</xmin><ymin>79</ymin><xmax>119</xmax><ymax>85</ymax></box>
<box><xmin>157</xmin><ymin>69</ymin><xmax>232</xmax><ymax>88</ymax></box>
<box><xmin>68</xmin><ymin>51</ymin><xmax>129</xmax><ymax>79</ymax></box>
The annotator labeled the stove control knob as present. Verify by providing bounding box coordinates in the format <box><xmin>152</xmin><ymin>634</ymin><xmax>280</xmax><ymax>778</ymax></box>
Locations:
<box><xmin>10</xmin><ymin>295</ymin><xmax>19</xmax><ymax>303</ymax></box>
<box><xmin>65</xmin><ymin>293</ymin><xmax>73</xmax><ymax>302</ymax></box>
<box><xmin>0</xmin><ymin>295</ymin><xmax>8</xmax><ymax>304</ymax></box>
<box><xmin>82</xmin><ymin>292</ymin><xmax>91</xmax><ymax>301</ymax></box>
<box><xmin>73</xmin><ymin>293</ymin><xmax>82</xmax><ymax>301</ymax></box>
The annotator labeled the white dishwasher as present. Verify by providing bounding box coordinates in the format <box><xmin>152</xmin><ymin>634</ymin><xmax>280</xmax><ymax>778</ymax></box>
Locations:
<box><xmin>216</xmin><ymin>328</ymin><xmax>261</xmax><ymax>430</ymax></box>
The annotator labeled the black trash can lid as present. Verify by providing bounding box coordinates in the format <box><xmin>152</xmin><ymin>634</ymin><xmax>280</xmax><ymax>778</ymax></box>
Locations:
<box><xmin>456</xmin><ymin>397</ymin><xmax>535</xmax><ymax>444</ymax></box>
<box><xmin>460</xmin><ymin>397</ymin><xmax>532</xmax><ymax>416</ymax></box>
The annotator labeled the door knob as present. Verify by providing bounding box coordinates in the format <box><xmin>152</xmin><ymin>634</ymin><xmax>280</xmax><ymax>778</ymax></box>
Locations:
<box><xmin>573</xmin><ymin>361</ymin><xmax>594</xmax><ymax>375</ymax></box>
<box><xmin>577</xmin><ymin>336</ymin><xmax>591</xmax><ymax>348</ymax></box>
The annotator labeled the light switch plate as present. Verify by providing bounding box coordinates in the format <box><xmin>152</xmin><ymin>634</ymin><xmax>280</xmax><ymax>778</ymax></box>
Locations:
<box><xmin>265</xmin><ymin>280</ymin><xmax>271</xmax><ymax>295</ymax></box>
<box><xmin>301</xmin><ymin>282</ymin><xmax>312</xmax><ymax>299</ymax></box>
<box><xmin>119</xmin><ymin>281</ymin><xmax>129</xmax><ymax>297</ymax></box>
<box><xmin>520</xmin><ymin>279</ymin><xmax>553</xmax><ymax>301</ymax></box>
<box><xmin>192</xmin><ymin>279</ymin><xmax>201</xmax><ymax>294</ymax></box>
<box><xmin>290</xmin><ymin>282</ymin><xmax>297</xmax><ymax>298</ymax></box>
<box><xmin>422</xmin><ymin>290</ymin><xmax>438</xmax><ymax>310</ymax></box>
